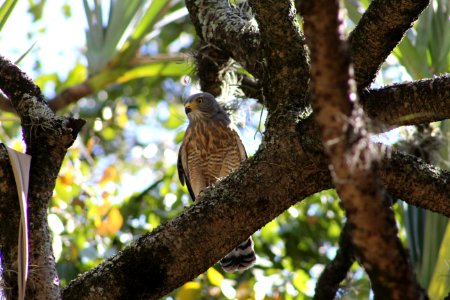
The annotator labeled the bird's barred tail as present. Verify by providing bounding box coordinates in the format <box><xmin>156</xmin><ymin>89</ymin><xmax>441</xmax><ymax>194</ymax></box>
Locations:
<box><xmin>220</xmin><ymin>237</ymin><xmax>256</xmax><ymax>272</ymax></box>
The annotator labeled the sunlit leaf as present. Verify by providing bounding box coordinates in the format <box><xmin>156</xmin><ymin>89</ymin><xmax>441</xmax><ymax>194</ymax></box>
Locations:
<box><xmin>394</xmin><ymin>37</ymin><xmax>431</xmax><ymax>79</ymax></box>
<box><xmin>115</xmin><ymin>103</ymin><xmax>129</xmax><ymax>128</ymax></box>
<box><xmin>59</xmin><ymin>170</ymin><xmax>75</xmax><ymax>186</ymax></box>
<box><xmin>35</xmin><ymin>73</ymin><xmax>60</xmax><ymax>92</ymax></box>
<box><xmin>27</xmin><ymin>0</ymin><xmax>46</xmax><ymax>21</ymax></box>
<box><xmin>292</xmin><ymin>269</ymin><xmax>309</xmax><ymax>292</ymax></box>
<box><xmin>175</xmin><ymin>130</ymin><xmax>186</xmax><ymax>144</ymax></box>
<box><xmin>62</xmin><ymin>3</ymin><xmax>71</xmax><ymax>17</ymax></box>
<box><xmin>99</xmin><ymin>165</ymin><xmax>118</xmax><ymax>185</ymax></box>
<box><xmin>163</xmin><ymin>105</ymin><xmax>185</xmax><ymax>129</ymax></box>
<box><xmin>148</xmin><ymin>213</ymin><xmax>160</xmax><ymax>229</ymax></box>
<box><xmin>415</xmin><ymin>5</ymin><xmax>433</xmax><ymax>56</ymax></box>
<box><xmin>116</xmin><ymin>0</ymin><xmax>173</xmax><ymax>64</ymax></box>
<box><xmin>0</xmin><ymin>0</ymin><xmax>18</xmax><ymax>32</ymax></box>
<box><xmin>10</xmin><ymin>140</ymin><xmax>25</xmax><ymax>152</ymax></box>
<box><xmin>58</xmin><ymin>63</ymin><xmax>88</xmax><ymax>92</ymax></box>
<box><xmin>176</xmin><ymin>281</ymin><xmax>201</xmax><ymax>300</ymax></box>
<box><xmin>55</xmin><ymin>178</ymin><xmax>74</xmax><ymax>202</ymax></box>
<box><xmin>84</xmin><ymin>0</ymin><xmax>145</xmax><ymax>73</ymax></box>
<box><xmin>417</xmin><ymin>204</ymin><xmax>449</xmax><ymax>288</ymax></box>
<box><xmin>343</xmin><ymin>0</ymin><xmax>363</xmax><ymax>25</ymax></box>
<box><xmin>98</xmin><ymin>196</ymin><xmax>111</xmax><ymax>216</ymax></box>
<box><xmin>116</xmin><ymin>61</ymin><xmax>190</xmax><ymax>84</ymax></box>
<box><xmin>428</xmin><ymin>222</ymin><xmax>450</xmax><ymax>298</ymax></box>
<box><xmin>206</xmin><ymin>267</ymin><xmax>224</xmax><ymax>287</ymax></box>
<box><xmin>96</xmin><ymin>207</ymin><xmax>124</xmax><ymax>236</ymax></box>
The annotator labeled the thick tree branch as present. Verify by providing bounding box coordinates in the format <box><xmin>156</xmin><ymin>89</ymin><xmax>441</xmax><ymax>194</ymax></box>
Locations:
<box><xmin>62</xmin><ymin>136</ymin><xmax>331</xmax><ymax>299</ymax></box>
<box><xmin>0</xmin><ymin>55</ymin><xmax>84</xmax><ymax>300</ymax></box>
<box><xmin>297</xmin><ymin>116</ymin><xmax>450</xmax><ymax>217</ymax></box>
<box><xmin>313</xmin><ymin>223</ymin><xmax>354</xmax><ymax>300</ymax></box>
<box><xmin>185</xmin><ymin>0</ymin><xmax>263</xmax><ymax>76</ymax></box>
<box><xmin>300</xmin><ymin>0</ymin><xmax>422</xmax><ymax>298</ymax></box>
<box><xmin>248</xmin><ymin>0</ymin><xmax>310</xmax><ymax>111</ymax></box>
<box><xmin>382</xmin><ymin>151</ymin><xmax>450</xmax><ymax>217</ymax></box>
<box><xmin>349</xmin><ymin>0</ymin><xmax>430</xmax><ymax>89</ymax></box>
<box><xmin>193</xmin><ymin>41</ymin><xmax>233</xmax><ymax>97</ymax></box>
<box><xmin>362</xmin><ymin>74</ymin><xmax>450</xmax><ymax>130</ymax></box>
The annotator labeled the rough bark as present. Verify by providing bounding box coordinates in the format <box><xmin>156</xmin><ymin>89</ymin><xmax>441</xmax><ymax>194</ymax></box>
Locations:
<box><xmin>298</xmin><ymin>117</ymin><xmax>450</xmax><ymax>217</ymax></box>
<box><xmin>248</xmin><ymin>0</ymin><xmax>309</xmax><ymax>111</ymax></box>
<box><xmin>185</xmin><ymin>0</ymin><xmax>263</xmax><ymax>76</ymax></box>
<box><xmin>300</xmin><ymin>0</ymin><xmax>422</xmax><ymax>298</ymax></box>
<box><xmin>382</xmin><ymin>151</ymin><xmax>450</xmax><ymax>217</ymax></box>
<box><xmin>349</xmin><ymin>0</ymin><xmax>430</xmax><ymax>89</ymax></box>
<box><xmin>193</xmin><ymin>41</ymin><xmax>233</xmax><ymax>97</ymax></box>
<box><xmin>0</xmin><ymin>55</ymin><xmax>85</xmax><ymax>300</ymax></box>
<box><xmin>361</xmin><ymin>75</ymin><xmax>450</xmax><ymax>130</ymax></box>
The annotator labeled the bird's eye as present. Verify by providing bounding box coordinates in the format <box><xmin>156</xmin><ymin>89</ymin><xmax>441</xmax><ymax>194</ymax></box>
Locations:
<box><xmin>197</xmin><ymin>97</ymin><xmax>203</xmax><ymax>103</ymax></box>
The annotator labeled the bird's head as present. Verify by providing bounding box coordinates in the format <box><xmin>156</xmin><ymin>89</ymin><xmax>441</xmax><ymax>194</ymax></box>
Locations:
<box><xmin>183</xmin><ymin>92</ymin><xmax>222</xmax><ymax>121</ymax></box>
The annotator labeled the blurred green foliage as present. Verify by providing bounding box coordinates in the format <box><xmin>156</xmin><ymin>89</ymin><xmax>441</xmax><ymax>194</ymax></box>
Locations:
<box><xmin>0</xmin><ymin>1</ymin><xmax>448</xmax><ymax>299</ymax></box>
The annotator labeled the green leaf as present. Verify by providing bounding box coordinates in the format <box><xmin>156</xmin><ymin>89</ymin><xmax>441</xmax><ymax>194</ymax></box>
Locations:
<box><xmin>116</xmin><ymin>61</ymin><xmax>190</xmax><ymax>83</ymax></box>
<box><xmin>429</xmin><ymin>0</ymin><xmax>450</xmax><ymax>73</ymax></box>
<box><xmin>343</xmin><ymin>0</ymin><xmax>363</xmax><ymax>25</ymax></box>
<box><xmin>57</xmin><ymin>63</ymin><xmax>88</xmax><ymax>92</ymax></box>
<box><xmin>292</xmin><ymin>269</ymin><xmax>309</xmax><ymax>292</ymax></box>
<box><xmin>35</xmin><ymin>73</ymin><xmax>60</xmax><ymax>92</ymax></box>
<box><xmin>101</xmin><ymin>127</ymin><xmax>116</xmax><ymax>141</ymax></box>
<box><xmin>394</xmin><ymin>37</ymin><xmax>431</xmax><ymax>79</ymax></box>
<box><xmin>419</xmin><ymin>211</ymin><xmax>448</xmax><ymax>287</ymax></box>
<box><xmin>415</xmin><ymin>5</ymin><xmax>433</xmax><ymax>56</ymax></box>
<box><xmin>175</xmin><ymin>130</ymin><xmax>186</xmax><ymax>144</ymax></box>
<box><xmin>0</xmin><ymin>0</ymin><xmax>18</xmax><ymax>32</ymax></box>
<box><xmin>113</xmin><ymin>0</ymin><xmax>173</xmax><ymax>64</ymax></box>
<box><xmin>177</xmin><ymin>281</ymin><xmax>201</xmax><ymax>300</ymax></box>
<box><xmin>14</xmin><ymin>40</ymin><xmax>38</xmax><ymax>64</ymax></box>
<box><xmin>27</xmin><ymin>0</ymin><xmax>47</xmax><ymax>21</ymax></box>
<box><xmin>207</xmin><ymin>267</ymin><xmax>224</xmax><ymax>287</ymax></box>
<box><xmin>84</xmin><ymin>0</ymin><xmax>145</xmax><ymax>73</ymax></box>
<box><xmin>428</xmin><ymin>222</ymin><xmax>450</xmax><ymax>298</ymax></box>
<box><xmin>162</xmin><ymin>105</ymin><xmax>185</xmax><ymax>129</ymax></box>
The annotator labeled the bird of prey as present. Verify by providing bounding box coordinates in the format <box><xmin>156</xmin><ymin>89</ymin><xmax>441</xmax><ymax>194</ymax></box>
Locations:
<box><xmin>177</xmin><ymin>92</ymin><xmax>256</xmax><ymax>272</ymax></box>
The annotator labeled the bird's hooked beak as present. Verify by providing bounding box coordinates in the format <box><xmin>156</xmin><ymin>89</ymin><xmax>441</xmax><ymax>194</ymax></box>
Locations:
<box><xmin>184</xmin><ymin>103</ymin><xmax>192</xmax><ymax>114</ymax></box>
<box><xmin>184</xmin><ymin>101</ymin><xmax>197</xmax><ymax>115</ymax></box>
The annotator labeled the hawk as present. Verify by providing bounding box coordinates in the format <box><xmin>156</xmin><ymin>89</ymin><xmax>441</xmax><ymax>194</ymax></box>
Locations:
<box><xmin>177</xmin><ymin>92</ymin><xmax>256</xmax><ymax>272</ymax></box>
